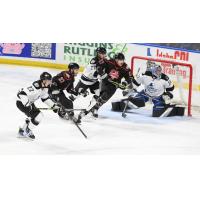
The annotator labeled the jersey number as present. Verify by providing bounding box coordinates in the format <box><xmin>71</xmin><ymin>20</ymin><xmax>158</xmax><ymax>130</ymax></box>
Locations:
<box><xmin>27</xmin><ymin>86</ymin><xmax>34</xmax><ymax>92</ymax></box>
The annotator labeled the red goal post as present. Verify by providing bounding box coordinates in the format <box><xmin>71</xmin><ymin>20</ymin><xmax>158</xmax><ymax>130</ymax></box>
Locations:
<box><xmin>131</xmin><ymin>56</ymin><xmax>193</xmax><ymax>116</ymax></box>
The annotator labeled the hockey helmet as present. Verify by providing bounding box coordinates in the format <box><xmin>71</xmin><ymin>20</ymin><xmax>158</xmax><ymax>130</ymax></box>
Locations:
<box><xmin>114</xmin><ymin>53</ymin><xmax>125</xmax><ymax>60</ymax></box>
<box><xmin>96</xmin><ymin>47</ymin><xmax>107</xmax><ymax>54</ymax></box>
<box><xmin>68</xmin><ymin>63</ymin><xmax>80</xmax><ymax>70</ymax></box>
<box><xmin>40</xmin><ymin>72</ymin><xmax>52</xmax><ymax>81</ymax></box>
<box><xmin>151</xmin><ymin>65</ymin><xmax>162</xmax><ymax>78</ymax></box>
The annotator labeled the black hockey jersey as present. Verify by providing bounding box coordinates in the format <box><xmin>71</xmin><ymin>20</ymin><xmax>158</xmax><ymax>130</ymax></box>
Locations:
<box><xmin>105</xmin><ymin>59</ymin><xmax>132</xmax><ymax>84</ymax></box>
<box><xmin>50</xmin><ymin>71</ymin><xmax>76</xmax><ymax>95</ymax></box>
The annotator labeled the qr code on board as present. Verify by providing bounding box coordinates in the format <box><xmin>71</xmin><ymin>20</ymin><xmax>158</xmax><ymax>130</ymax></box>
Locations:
<box><xmin>31</xmin><ymin>43</ymin><xmax>52</xmax><ymax>58</ymax></box>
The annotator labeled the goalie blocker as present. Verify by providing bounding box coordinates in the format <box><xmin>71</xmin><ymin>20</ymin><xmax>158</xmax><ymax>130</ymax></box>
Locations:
<box><xmin>112</xmin><ymin>96</ymin><xmax>185</xmax><ymax>117</ymax></box>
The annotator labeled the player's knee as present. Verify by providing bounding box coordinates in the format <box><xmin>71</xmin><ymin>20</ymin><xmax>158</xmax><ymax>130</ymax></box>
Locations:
<box><xmin>31</xmin><ymin>112</ymin><xmax>44</xmax><ymax>126</ymax></box>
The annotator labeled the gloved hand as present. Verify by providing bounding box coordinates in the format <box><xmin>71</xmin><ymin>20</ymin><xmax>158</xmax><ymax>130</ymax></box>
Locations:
<box><xmin>69</xmin><ymin>94</ymin><xmax>76</xmax><ymax>102</ymax></box>
<box><xmin>117</xmin><ymin>84</ymin><xmax>126</xmax><ymax>90</ymax></box>
<box><xmin>81</xmin><ymin>90</ymin><xmax>89</xmax><ymax>97</ymax></box>
<box><xmin>122</xmin><ymin>90</ymin><xmax>129</xmax><ymax>96</ymax></box>
<box><xmin>52</xmin><ymin>104</ymin><xmax>60</xmax><ymax>113</ymax></box>
<box><xmin>122</xmin><ymin>88</ymin><xmax>137</xmax><ymax>96</ymax></box>
<box><xmin>121</xmin><ymin>81</ymin><xmax>128</xmax><ymax>87</ymax></box>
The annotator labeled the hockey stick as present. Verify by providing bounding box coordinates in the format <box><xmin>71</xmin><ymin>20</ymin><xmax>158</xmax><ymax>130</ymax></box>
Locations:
<box><xmin>108</xmin><ymin>79</ymin><xmax>129</xmax><ymax>90</ymax></box>
<box><xmin>68</xmin><ymin>115</ymin><xmax>88</xmax><ymax>139</ymax></box>
<box><xmin>39</xmin><ymin>107</ymin><xmax>87</xmax><ymax>139</ymax></box>
<box><xmin>39</xmin><ymin>107</ymin><xmax>86</xmax><ymax>112</ymax></box>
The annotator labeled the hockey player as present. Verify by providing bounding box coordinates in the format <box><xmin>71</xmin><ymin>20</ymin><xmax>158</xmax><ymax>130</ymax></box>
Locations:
<box><xmin>74</xmin><ymin>47</ymin><xmax>108</xmax><ymax>117</ymax></box>
<box><xmin>121</xmin><ymin>64</ymin><xmax>178</xmax><ymax>117</ymax></box>
<box><xmin>49</xmin><ymin>63</ymin><xmax>80</xmax><ymax>121</ymax></box>
<box><xmin>16</xmin><ymin>72</ymin><xmax>60</xmax><ymax>139</ymax></box>
<box><xmin>78</xmin><ymin>53</ymin><xmax>133</xmax><ymax>121</ymax></box>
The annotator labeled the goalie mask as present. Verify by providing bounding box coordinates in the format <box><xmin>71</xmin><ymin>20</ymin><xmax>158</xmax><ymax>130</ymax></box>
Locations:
<box><xmin>151</xmin><ymin>65</ymin><xmax>162</xmax><ymax>79</ymax></box>
<box><xmin>146</xmin><ymin>60</ymin><xmax>156</xmax><ymax>72</ymax></box>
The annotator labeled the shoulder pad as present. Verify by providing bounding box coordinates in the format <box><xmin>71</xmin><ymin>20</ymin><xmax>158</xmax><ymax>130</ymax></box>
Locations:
<box><xmin>161</xmin><ymin>73</ymin><xmax>169</xmax><ymax>81</ymax></box>
<box><xmin>33</xmin><ymin>81</ymin><xmax>41</xmax><ymax>89</ymax></box>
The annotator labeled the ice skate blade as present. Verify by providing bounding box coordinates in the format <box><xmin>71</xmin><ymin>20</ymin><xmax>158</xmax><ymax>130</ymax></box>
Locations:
<box><xmin>17</xmin><ymin>134</ymin><xmax>35</xmax><ymax>141</ymax></box>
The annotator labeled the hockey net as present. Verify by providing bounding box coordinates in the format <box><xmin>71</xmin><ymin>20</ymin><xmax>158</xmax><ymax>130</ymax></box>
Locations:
<box><xmin>131</xmin><ymin>56</ymin><xmax>195</xmax><ymax>116</ymax></box>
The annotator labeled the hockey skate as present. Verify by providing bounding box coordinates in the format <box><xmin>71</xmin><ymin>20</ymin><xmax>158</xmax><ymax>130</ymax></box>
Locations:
<box><xmin>66</xmin><ymin>111</ymin><xmax>81</xmax><ymax>124</ymax></box>
<box><xmin>18</xmin><ymin>119</ymin><xmax>35</xmax><ymax>140</ymax></box>
<box><xmin>77</xmin><ymin>110</ymin><xmax>89</xmax><ymax>122</ymax></box>
<box><xmin>71</xmin><ymin>115</ymin><xmax>81</xmax><ymax>124</ymax></box>
<box><xmin>91</xmin><ymin>108</ymin><xmax>99</xmax><ymax>118</ymax></box>
<box><xmin>58</xmin><ymin>107</ymin><xmax>69</xmax><ymax>119</ymax></box>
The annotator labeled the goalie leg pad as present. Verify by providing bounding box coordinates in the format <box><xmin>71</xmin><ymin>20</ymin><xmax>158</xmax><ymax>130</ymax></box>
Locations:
<box><xmin>128</xmin><ymin>97</ymin><xmax>145</xmax><ymax>108</ymax></box>
<box><xmin>153</xmin><ymin>104</ymin><xmax>185</xmax><ymax>117</ymax></box>
<box><xmin>112</xmin><ymin>101</ymin><xmax>128</xmax><ymax>112</ymax></box>
<box><xmin>168</xmin><ymin>106</ymin><xmax>185</xmax><ymax>117</ymax></box>
<box><xmin>111</xmin><ymin>101</ymin><xmax>132</xmax><ymax>112</ymax></box>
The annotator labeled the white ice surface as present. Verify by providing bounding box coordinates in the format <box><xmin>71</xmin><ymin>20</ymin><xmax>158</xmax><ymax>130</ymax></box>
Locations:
<box><xmin>0</xmin><ymin>64</ymin><xmax>200</xmax><ymax>155</ymax></box>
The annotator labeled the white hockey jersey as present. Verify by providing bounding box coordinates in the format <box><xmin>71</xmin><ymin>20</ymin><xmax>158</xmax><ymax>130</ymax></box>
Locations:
<box><xmin>81</xmin><ymin>64</ymin><xmax>99</xmax><ymax>85</ymax></box>
<box><xmin>17</xmin><ymin>81</ymin><xmax>54</xmax><ymax>107</ymax></box>
<box><xmin>135</xmin><ymin>72</ymin><xmax>174</xmax><ymax>97</ymax></box>
<box><xmin>80</xmin><ymin>57</ymin><xmax>107</xmax><ymax>86</ymax></box>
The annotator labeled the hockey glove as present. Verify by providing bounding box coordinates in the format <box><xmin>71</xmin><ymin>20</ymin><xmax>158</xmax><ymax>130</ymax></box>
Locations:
<box><xmin>52</xmin><ymin>104</ymin><xmax>60</xmax><ymax>113</ymax></box>
<box><xmin>81</xmin><ymin>90</ymin><xmax>89</xmax><ymax>97</ymax></box>
<box><xmin>69</xmin><ymin>94</ymin><xmax>76</xmax><ymax>102</ymax></box>
<box><xmin>122</xmin><ymin>88</ymin><xmax>137</xmax><ymax>97</ymax></box>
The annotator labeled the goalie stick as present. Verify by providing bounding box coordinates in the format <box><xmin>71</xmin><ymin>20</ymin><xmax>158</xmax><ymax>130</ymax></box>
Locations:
<box><xmin>121</xmin><ymin>99</ymin><xmax>129</xmax><ymax>118</ymax></box>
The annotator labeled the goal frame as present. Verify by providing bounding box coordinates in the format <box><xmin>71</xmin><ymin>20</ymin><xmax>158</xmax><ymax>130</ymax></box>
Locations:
<box><xmin>131</xmin><ymin>56</ymin><xmax>193</xmax><ymax>116</ymax></box>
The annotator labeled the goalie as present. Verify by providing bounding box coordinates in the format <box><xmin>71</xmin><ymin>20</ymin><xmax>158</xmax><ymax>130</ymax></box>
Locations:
<box><xmin>112</xmin><ymin>64</ymin><xmax>185</xmax><ymax>117</ymax></box>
